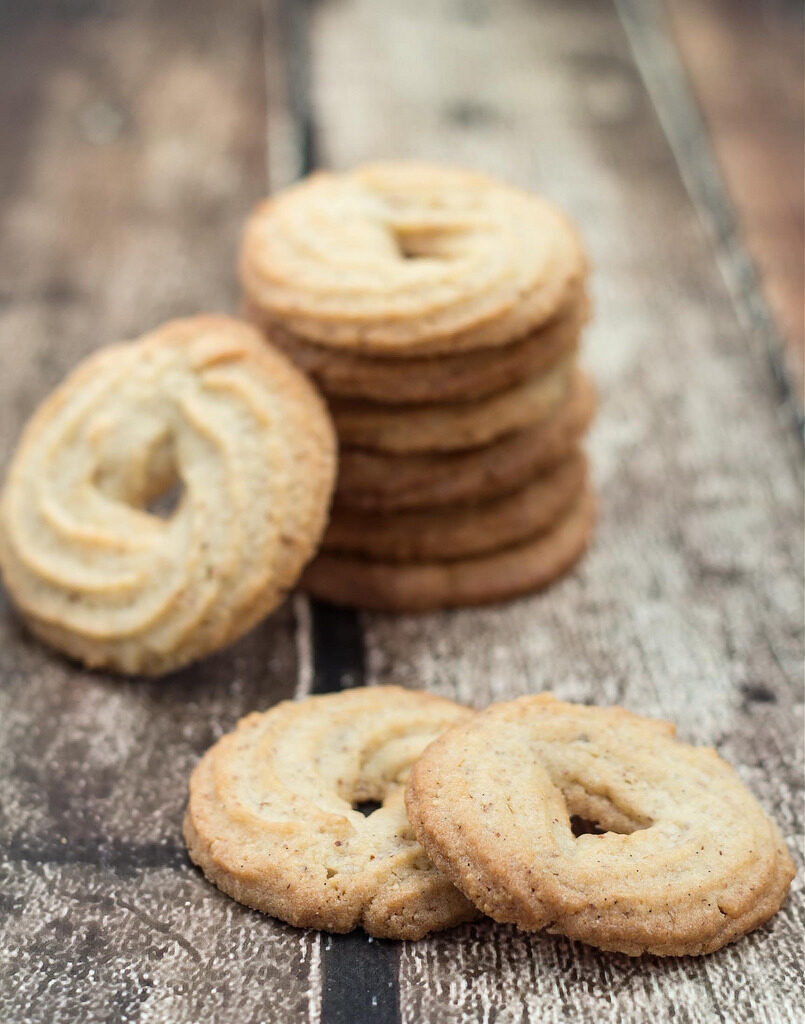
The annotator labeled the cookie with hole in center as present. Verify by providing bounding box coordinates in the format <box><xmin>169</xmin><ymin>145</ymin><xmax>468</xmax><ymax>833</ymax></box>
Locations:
<box><xmin>0</xmin><ymin>316</ymin><xmax>336</xmax><ymax>675</ymax></box>
<box><xmin>239</xmin><ymin>162</ymin><xmax>585</xmax><ymax>356</ymax></box>
<box><xmin>183</xmin><ymin>686</ymin><xmax>478</xmax><ymax>939</ymax></box>
<box><xmin>405</xmin><ymin>694</ymin><xmax>795</xmax><ymax>956</ymax></box>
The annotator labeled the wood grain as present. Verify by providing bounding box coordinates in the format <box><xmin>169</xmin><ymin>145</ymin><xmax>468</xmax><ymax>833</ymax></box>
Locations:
<box><xmin>305</xmin><ymin>0</ymin><xmax>803</xmax><ymax>1021</ymax></box>
<box><xmin>618</xmin><ymin>0</ymin><xmax>804</xmax><ymax>441</ymax></box>
<box><xmin>667</xmin><ymin>0</ymin><xmax>804</xmax><ymax>401</ymax></box>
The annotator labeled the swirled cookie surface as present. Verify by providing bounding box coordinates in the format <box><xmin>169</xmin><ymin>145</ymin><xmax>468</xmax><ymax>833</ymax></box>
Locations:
<box><xmin>183</xmin><ymin>686</ymin><xmax>477</xmax><ymax>939</ymax></box>
<box><xmin>0</xmin><ymin>316</ymin><xmax>336</xmax><ymax>675</ymax></box>
<box><xmin>240</xmin><ymin>162</ymin><xmax>585</xmax><ymax>354</ymax></box>
<box><xmin>406</xmin><ymin>694</ymin><xmax>795</xmax><ymax>956</ymax></box>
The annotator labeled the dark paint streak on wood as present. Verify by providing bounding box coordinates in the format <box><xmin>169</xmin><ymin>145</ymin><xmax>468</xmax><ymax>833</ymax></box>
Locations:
<box><xmin>4</xmin><ymin>836</ymin><xmax>187</xmax><ymax>874</ymax></box>
<box><xmin>277</xmin><ymin>0</ymin><xmax>320</xmax><ymax>176</ymax></box>
<box><xmin>310</xmin><ymin>601</ymin><xmax>366</xmax><ymax>694</ymax></box>
<box><xmin>319</xmin><ymin>931</ymin><xmax>401</xmax><ymax>1024</ymax></box>
<box><xmin>309</xmin><ymin>602</ymin><xmax>401</xmax><ymax>1024</ymax></box>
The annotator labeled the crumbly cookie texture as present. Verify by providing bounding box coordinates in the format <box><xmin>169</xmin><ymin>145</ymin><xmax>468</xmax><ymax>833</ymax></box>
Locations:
<box><xmin>183</xmin><ymin>686</ymin><xmax>478</xmax><ymax>939</ymax></box>
<box><xmin>335</xmin><ymin>371</ymin><xmax>595</xmax><ymax>512</ymax></box>
<box><xmin>0</xmin><ymin>316</ymin><xmax>336</xmax><ymax>675</ymax></box>
<box><xmin>302</xmin><ymin>488</ymin><xmax>595</xmax><ymax>612</ymax></box>
<box><xmin>240</xmin><ymin>162</ymin><xmax>585</xmax><ymax>355</ymax></box>
<box><xmin>328</xmin><ymin>357</ymin><xmax>573</xmax><ymax>454</ymax></box>
<box><xmin>247</xmin><ymin>287</ymin><xmax>587</xmax><ymax>405</ymax></box>
<box><xmin>405</xmin><ymin>694</ymin><xmax>795</xmax><ymax>957</ymax></box>
<box><xmin>323</xmin><ymin>451</ymin><xmax>586</xmax><ymax>562</ymax></box>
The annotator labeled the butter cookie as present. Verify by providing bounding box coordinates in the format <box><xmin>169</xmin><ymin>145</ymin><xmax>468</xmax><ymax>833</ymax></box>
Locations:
<box><xmin>184</xmin><ymin>686</ymin><xmax>477</xmax><ymax>938</ymax></box>
<box><xmin>0</xmin><ymin>316</ymin><xmax>336</xmax><ymax>675</ymax></box>
<box><xmin>329</xmin><ymin>357</ymin><xmax>573</xmax><ymax>454</ymax></box>
<box><xmin>240</xmin><ymin>162</ymin><xmax>585</xmax><ymax>355</ymax></box>
<box><xmin>406</xmin><ymin>694</ymin><xmax>795</xmax><ymax>956</ymax></box>
<box><xmin>250</xmin><ymin>288</ymin><xmax>587</xmax><ymax>404</ymax></box>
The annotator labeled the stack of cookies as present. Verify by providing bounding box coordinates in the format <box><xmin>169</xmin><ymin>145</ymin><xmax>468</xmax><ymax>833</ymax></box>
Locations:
<box><xmin>240</xmin><ymin>162</ymin><xmax>596</xmax><ymax>612</ymax></box>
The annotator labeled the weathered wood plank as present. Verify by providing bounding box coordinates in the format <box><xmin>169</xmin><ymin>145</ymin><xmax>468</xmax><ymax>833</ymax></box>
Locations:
<box><xmin>0</xmin><ymin>3</ymin><xmax>318</xmax><ymax>1022</ymax></box>
<box><xmin>617</xmin><ymin>0</ymin><xmax>804</xmax><ymax>443</ymax></box>
<box><xmin>305</xmin><ymin>0</ymin><xmax>803</xmax><ymax>1021</ymax></box>
<box><xmin>667</xmin><ymin>0</ymin><xmax>804</xmax><ymax>402</ymax></box>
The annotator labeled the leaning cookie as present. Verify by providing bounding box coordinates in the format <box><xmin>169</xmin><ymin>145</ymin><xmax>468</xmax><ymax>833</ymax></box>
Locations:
<box><xmin>405</xmin><ymin>694</ymin><xmax>795</xmax><ymax>957</ymax></box>
<box><xmin>184</xmin><ymin>687</ymin><xmax>478</xmax><ymax>939</ymax></box>
<box><xmin>0</xmin><ymin>316</ymin><xmax>336</xmax><ymax>675</ymax></box>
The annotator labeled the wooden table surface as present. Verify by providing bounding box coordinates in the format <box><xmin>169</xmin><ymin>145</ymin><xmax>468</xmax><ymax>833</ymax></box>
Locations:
<box><xmin>668</xmin><ymin>0</ymin><xmax>804</xmax><ymax>401</ymax></box>
<box><xmin>0</xmin><ymin>2</ymin><xmax>802</xmax><ymax>1022</ymax></box>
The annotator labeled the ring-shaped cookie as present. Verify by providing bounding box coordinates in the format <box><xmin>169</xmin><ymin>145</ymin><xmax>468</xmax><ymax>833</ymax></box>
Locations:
<box><xmin>0</xmin><ymin>316</ymin><xmax>336</xmax><ymax>675</ymax></box>
<box><xmin>405</xmin><ymin>694</ymin><xmax>795</xmax><ymax>956</ymax></box>
<box><xmin>240</xmin><ymin>162</ymin><xmax>585</xmax><ymax>355</ymax></box>
<box><xmin>184</xmin><ymin>686</ymin><xmax>477</xmax><ymax>939</ymax></box>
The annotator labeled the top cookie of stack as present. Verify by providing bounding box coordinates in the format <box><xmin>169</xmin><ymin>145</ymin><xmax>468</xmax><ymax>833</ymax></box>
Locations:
<box><xmin>241</xmin><ymin>162</ymin><xmax>595</xmax><ymax>611</ymax></box>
